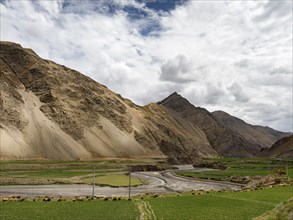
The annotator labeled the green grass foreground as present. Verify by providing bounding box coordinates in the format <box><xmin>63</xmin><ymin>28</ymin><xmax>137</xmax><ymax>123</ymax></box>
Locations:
<box><xmin>1</xmin><ymin>186</ymin><xmax>292</xmax><ymax>220</ymax></box>
<box><xmin>0</xmin><ymin>199</ymin><xmax>138</xmax><ymax>220</ymax></box>
<box><xmin>255</xmin><ymin>197</ymin><xmax>293</xmax><ymax>220</ymax></box>
<box><xmin>148</xmin><ymin>186</ymin><xmax>293</xmax><ymax>220</ymax></box>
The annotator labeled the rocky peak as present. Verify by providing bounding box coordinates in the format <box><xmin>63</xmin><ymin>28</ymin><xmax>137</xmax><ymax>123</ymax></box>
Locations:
<box><xmin>158</xmin><ymin>92</ymin><xmax>181</xmax><ymax>103</ymax></box>
<box><xmin>157</xmin><ymin>92</ymin><xmax>196</xmax><ymax>113</ymax></box>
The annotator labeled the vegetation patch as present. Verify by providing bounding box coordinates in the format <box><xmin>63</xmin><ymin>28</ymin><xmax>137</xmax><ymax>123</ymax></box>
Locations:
<box><xmin>1</xmin><ymin>170</ymin><xmax>92</xmax><ymax>179</ymax></box>
<box><xmin>135</xmin><ymin>200</ymin><xmax>156</xmax><ymax>220</ymax></box>
<box><xmin>82</xmin><ymin>173</ymin><xmax>146</xmax><ymax>187</ymax></box>
<box><xmin>255</xmin><ymin>198</ymin><xmax>293</xmax><ymax>220</ymax></box>
<box><xmin>0</xmin><ymin>159</ymin><xmax>161</xmax><ymax>185</ymax></box>
<box><xmin>177</xmin><ymin>158</ymin><xmax>293</xmax><ymax>184</ymax></box>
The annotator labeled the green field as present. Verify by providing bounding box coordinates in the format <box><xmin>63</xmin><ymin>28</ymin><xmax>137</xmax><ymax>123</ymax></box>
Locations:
<box><xmin>1</xmin><ymin>170</ymin><xmax>93</xmax><ymax>179</ymax></box>
<box><xmin>0</xmin><ymin>160</ymin><xmax>144</xmax><ymax>185</ymax></box>
<box><xmin>256</xmin><ymin>198</ymin><xmax>293</xmax><ymax>220</ymax></box>
<box><xmin>1</xmin><ymin>186</ymin><xmax>292</xmax><ymax>220</ymax></box>
<box><xmin>0</xmin><ymin>199</ymin><xmax>138</xmax><ymax>220</ymax></box>
<box><xmin>82</xmin><ymin>173</ymin><xmax>146</xmax><ymax>187</ymax></box>
<box><xmin>177</xmin><ymin>158</ymin><xmax>293</xmax><ymax>181</ymax></box>
<box><xmin>2</xmin><ymin>158</ymin><xmax>291</xmax><ymax>185</ymax></box>
<box><xmin>177</xmin><ymin>168</ymin><xmax>270</xmax><ymax>180</ymax></box>
<box><xmin>0</xmin><ymin>163</ymin><xmax>122</xmax><ymax>177</ymax></box>
<box><xmin>148</xmin><ymin>186</ymin><xmax>293</xmax><ymax>220</ymax></box>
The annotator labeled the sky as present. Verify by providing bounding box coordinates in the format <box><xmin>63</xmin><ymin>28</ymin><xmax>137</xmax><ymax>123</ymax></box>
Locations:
<box><xmin>1</xmin><ymin>0</ymin><xmax>292</xmax><ymax>132</ymax></box>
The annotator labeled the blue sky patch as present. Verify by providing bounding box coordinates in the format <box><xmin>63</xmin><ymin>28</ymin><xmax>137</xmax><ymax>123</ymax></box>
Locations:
<box><xmin>139</xmin><ymin>20</ymin><xmax>162</xmax><ymax>36</ymax></box>
<box><xmin>137</xmin><ymin>0</ymin><xmax>188</xmax><ymax>12</ymax></box>
<box><xmin>123</xmin><ymin>5</ymin><xmax>148</xmax><ymax>19</ymax></box>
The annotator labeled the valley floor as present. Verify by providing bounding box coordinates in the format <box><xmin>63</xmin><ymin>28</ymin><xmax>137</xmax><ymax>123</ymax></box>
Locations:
<box><xmin>0</xmin><ymin>170</ymin><xmax>241</xmax><ymax>197</ymax></box>
<box><xmin>0</xmin><ymin>186</ymin><xmax>292</xmax><ymax>220</ymax></box>
<box><xmin>1</xmin><ymin>158</ymin><xmax>292</xmax><ymax>219</ymax></box>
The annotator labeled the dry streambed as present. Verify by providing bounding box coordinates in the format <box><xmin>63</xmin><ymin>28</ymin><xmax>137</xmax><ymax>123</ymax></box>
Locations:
<box><xmin>0</xmin><ymin>170</ymin><xmax>242</xmax><ymax>197</ymax></box>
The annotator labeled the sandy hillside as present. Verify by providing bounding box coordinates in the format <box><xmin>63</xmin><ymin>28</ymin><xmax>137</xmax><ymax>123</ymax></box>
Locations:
<box><xmin>0</xmin><ymin>41</ymin><xmax>217</xmax><ymax>163</ymax></box>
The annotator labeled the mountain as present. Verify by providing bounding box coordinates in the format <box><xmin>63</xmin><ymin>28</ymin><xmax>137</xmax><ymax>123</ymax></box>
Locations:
<box><xmin>260</xmin><ymin>135</ymin><xmax>293</xmax><ymax>159</ymax></box>
<box><xmin>212</xmin><ymin>110</ymin><xmax>289</xmax><ymax>149</ymax></box>
<box><xmin>1</xmin><ymin>41</ymin><xmax>289</xmax><ymax>163</ymax></box>
<box><xmin>158</xmin><ymin>93</ymin><xmax>288</xmax><ymax>157</ymax></box>
<box><xmin>0</xmin><ymin>41</ymin><xmax>217</xmax><ymax>163</ymax></box>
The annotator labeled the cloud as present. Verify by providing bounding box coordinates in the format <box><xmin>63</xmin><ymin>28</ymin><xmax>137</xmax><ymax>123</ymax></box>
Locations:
<box><xmin>159</xmin><ymin>55</ymin><xmax>196</xmax><ymax>83</ymax></box>
<box><xmin>228</xmin><ymin>82</ymin><xmax>249</xmax><ymax>103</ymax></box>
<box><xmin>1</xmin><ymin>0</ymin><xmax>292</xmax><ymax>132</ymax></box>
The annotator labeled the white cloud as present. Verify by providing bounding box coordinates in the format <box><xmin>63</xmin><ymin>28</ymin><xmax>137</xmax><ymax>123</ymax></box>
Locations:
<box><xmin>160</xmin><ymin>55</ymin><xmax>196</xmax><ymax>83</ymax></box>
<box><xmin>0</xmin><ymin>0</ymin><xmax>292</xmax><ymax>132</ymax></box>
<box><xmin>228</xmin><ymin>82</ymin><xmax>249</xmax><ymax>103</ymax></box>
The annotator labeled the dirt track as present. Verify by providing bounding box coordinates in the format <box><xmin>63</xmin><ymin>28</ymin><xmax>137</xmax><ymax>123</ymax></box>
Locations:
<box><xmin>0</xmin><ymin>170</ymin><xmax>242</xmax><ymax>197</ymax></box>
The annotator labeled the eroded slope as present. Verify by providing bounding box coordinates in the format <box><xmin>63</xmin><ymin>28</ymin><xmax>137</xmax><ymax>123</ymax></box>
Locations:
<box><xmin>0</xmin><ymin>42</ymin><xmax>217</xmax><ymax>162</ymax></box>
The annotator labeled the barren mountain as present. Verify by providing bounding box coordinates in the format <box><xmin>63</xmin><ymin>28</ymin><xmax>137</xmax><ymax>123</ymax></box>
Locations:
<box><xmin>260</xmin><ymin>135</ymin><xmax>293</xmax><ymax>159</ymax></box>
<box><xmin>212</xmin><ymin>110</ymin><xmax>289</xmax><ymax>149</ymax></box>
<box><xmin>1</xmin><ymin>42</ymin><xmax>289</xmax><ymax>162</ymax></box>
<box><xmin>0</xmin><ymin>41</ymin><xmax>217</xmax><ymax>163</ymax></box>
<box><xmin>158</xmin><ymin>93</ymin><xmax>288</xmax><ymax>157</ymax></box>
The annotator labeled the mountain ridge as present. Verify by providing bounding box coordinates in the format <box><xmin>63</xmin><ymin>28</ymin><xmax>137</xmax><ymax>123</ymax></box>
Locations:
<box><xmin>0</xmin><ymin>41</ymin><xmax>289</xmax><ymax>162</ymax></box>
<box><xmin>158</xmin><ymin>91</ymin><xmax>288</xmax><ymax>157</ymax></box>
<box><xmin>259</xmin><ymin>135</ymin><xmax>293</xmax><ymax>159</ymax></box>
<box><xmin>211</xmin><ymin>110</ymin><xmax>290</xmax><ymax>149</ymax></box>
<box><xmin>0</xmin><ymin>41</ymin><xmax>217</xmax><ymax>163</ymax></box>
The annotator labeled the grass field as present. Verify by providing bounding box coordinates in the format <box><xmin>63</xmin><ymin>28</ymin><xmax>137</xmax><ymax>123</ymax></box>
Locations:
<box><xmin>0</xmin><ymin>199</ymin><xmax>138</xmax><ymax>220</ymax></box>
<box><xmin>256</xmin><ymin>198</ymin><xmax>293</xmax><ymax>220</ymax></box>
<box><xmin>0</xmin><ymin>163</ymin><xmax>122</xmax><ymax>177</ymax></box>
<box><xmin>2</xmin><ymin>158</ymin><xmax>291</xmax><ymax>184</ymax></box>
<box><xmin>177</xmin><ymin>168</ymin><xmax>270</xmax><ymax>180</ymax></box>
<box><xmin>0</xmin><ymin>160</ymin><xmax>147</xmax><ymax>185</ymax></box>
<box><xmin>147</xmin><ymin>186</ymin><xmax>293</xmax><ymax>220</ymax></box>
<box><xmin>1</xmin><ymin>170</ymin><xmax>93</xmax><ymax>179</ymax></box>
<box><xmin>177</xmin><ymin>158</ymin><xmax>293</xmax><ymax>181</ymax></box>
<box><xmin>82</xmin><ymin>173</ymin><xmax>146</xmax><ymax>187</ymax></box>
<box><xmin>1</xmin><ymin>186</ymin><xmax>292</xmax><ymax>220</ymax></box>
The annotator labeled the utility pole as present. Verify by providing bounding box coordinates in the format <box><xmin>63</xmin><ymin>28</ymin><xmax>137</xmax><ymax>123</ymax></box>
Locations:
<box><xmin>286</xmin><ymin>159</ymin><xmax>289</xmax><ymax>181</ymax></box>
<box><xmin>128</xmin><ymin>165</ymin><xmax>131</xmax><ymax>200</ymax></box>
<box><xmin>267</xmin><ymin>160</ymin><xmax>270</xmax><ymax>175</ymax></box>
<box><xmin>92</xmin><ymin>164</ymin><xmax>95</xmax><ymax>198</ymax></box>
